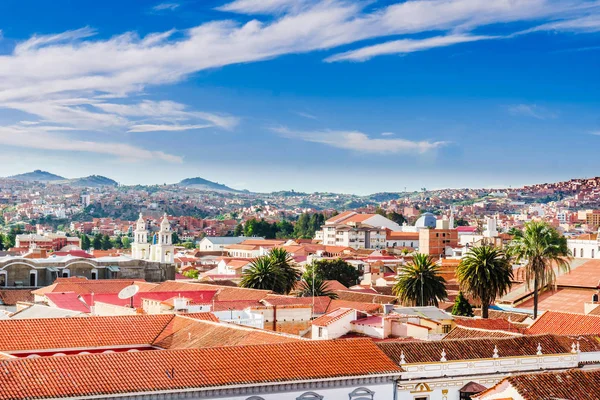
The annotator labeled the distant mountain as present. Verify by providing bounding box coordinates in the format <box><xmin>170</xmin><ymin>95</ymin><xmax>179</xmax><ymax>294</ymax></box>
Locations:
<box><xmin>9</xmin><ymin>170</ymin><xmax>66</xmax><ymax>182</ymax></box>
<box><xmin>67</xmin><ymin>175</ymin><xmax>118</xmax><ymax>187</ymax></box>
<box><xmin>178</xmin><ymin>177</ymin><xmax>240</xmax><ymax>192</ymax></box>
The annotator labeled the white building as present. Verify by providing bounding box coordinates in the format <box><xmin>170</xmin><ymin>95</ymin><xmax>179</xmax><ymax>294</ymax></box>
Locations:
<box><xmin>567</xmin><ymin>228</ymin><xmax>600</xmax><ymax>259</ymax></box>
<box><xmin>198</xmin><ymin>236</ymin><xmax>262</xmax><ymax>252</ymax></box>
<box><xmin>320</xmin><ymin>212</ymin><xmax>397</xmax><ymax>249</ymax></box>
<box><xmin>131</xmin><ymin>213</ymin><xmax>175</xmax><ymax>263</ymax></box>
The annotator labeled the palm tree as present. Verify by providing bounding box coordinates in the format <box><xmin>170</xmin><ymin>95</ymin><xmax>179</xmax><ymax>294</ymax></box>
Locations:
<box><xmin>297</xmin><ymin>276</ymin><xmax>338</xmax><ymax>299</ymax></box>
<box><xmin>393</xmin><ymin>253</ymin><xmax>447</xmax><ymax>307</ymax></box>
<box><xmin>269</xmin><ymin>248</ymin><xmax>301</xmax><ymax>294</ymax></box>
<box><xmin>240</xmin><ymin>256</ymin><xmax>285</xmax><ymax>292</ymax></box>
<box><xmin>457</xmin><ymin>245</ymin><xmax>513</xmax><ymax>318</ymax></box>
<box><xmin>507</xmin><ymin>221</ymin><xmax>571</xmax><ymax>319</ymax></box>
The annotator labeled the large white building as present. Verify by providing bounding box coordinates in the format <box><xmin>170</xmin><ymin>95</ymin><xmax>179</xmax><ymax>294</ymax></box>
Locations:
<box><xmin>567</xmin><ymin>228</ymin><xmax>600</xmax><ymax>259</ymax></box>
<box><xmin>131</xmin><ymin>213</ymin><xmax>175</xmax><ymax>263</ymax></box>
<box><xmin>320</xmin><ymin>211</ymin><xmax>401</xmax><ymax>249</ymax></box>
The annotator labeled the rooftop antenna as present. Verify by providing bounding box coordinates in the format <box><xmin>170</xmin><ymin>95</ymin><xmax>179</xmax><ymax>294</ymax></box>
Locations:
<box><xmin>118</xmin><ymin>284</ymin><xmax>139</xmax><ymax>308</ymax></box>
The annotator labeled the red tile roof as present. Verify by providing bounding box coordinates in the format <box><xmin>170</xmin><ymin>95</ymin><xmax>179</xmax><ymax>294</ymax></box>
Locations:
<box><xmin>0</xmin><ymin>339</ymin><xmax>402</xmax><ymax>399</ymax></box>
<box><xmin>150</xmin><ymin>281</ymin><xmax>271</xmax><ymax>301</ymax></box>
<box><xmin>312</xmin><ymin>308</ymin><xmax>355</xmax><ymax>327</ymax></box>
<box><xmin>443</xmin><ymin>326</ymin><xmax>522</xmax><ymax>340</ymax></box>
<box><xmin>33</xmin><ymin>279</ymin><xmax>149</xmax><ymax>296</ymax></box>
<box><xmin>0</xmin><ymin>314</ymin><xmax>175</xmax><ymax>353</ymax></box>
<box><xmin>477</xmin><ymin>369</ymin><xmax>600</xmax><ymax>400</ymax></box>
<box><xmin>453</xmin><ymin>317</ymin><xmax>526</xmax><ymax>333</ymax></box>
<box><xmin>0</xmin><ymin>290</ymin><xmax>34</xmax><ymax>306</ymax></box>
<box><xmin>44</xmin><ymin>292</ymin><xmax>90</xmax><ymax>313</ymax></box>
<box><xmin>327</xmin><ymin>299</ymin><xmax>382</xmax><ymax>314</ymax></box>
<box><xmin>154</xmin><ymin>317</ymin><xmax>302</xmax><ymax>349</ymax></box>
<box><xmin>334</xmin><ymin>290</ymin><xmax>397</xmax><ymax>304</ymax></box>
<box><xmin>261</xmin><ymin>295</ymin><xmax>332</xmax><ymax>314</ymax></box>
<box><xmin>377</xmin><ymin>334</ymin><xmax>600</xmax><ymax>364</ymax></box>
<box><xmin>528</xmin><ymin>310</ymin><xmax>600</xmax><ymax>335</ymax></box>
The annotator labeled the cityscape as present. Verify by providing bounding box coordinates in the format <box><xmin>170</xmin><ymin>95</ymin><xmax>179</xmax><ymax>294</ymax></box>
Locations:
<box><xmin>1</xmin><ymin>0</ymin><xmax>600</xmax><ymax>399</ymax></box>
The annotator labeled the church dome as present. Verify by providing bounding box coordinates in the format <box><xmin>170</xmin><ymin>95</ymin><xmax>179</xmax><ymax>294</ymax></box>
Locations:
<box><xmin>415</xmin><ymin>212</ymin><xmax>437</xmax><ymax>228</ymax></box>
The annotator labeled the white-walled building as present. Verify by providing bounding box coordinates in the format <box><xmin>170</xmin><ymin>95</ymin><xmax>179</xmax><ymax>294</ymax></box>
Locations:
<box><xmin>131</xmin><ymin>213</ymin><xmax>175</xmax><ymax>263</ymax></box>
<box><xmin>320</xmin><ymin>212</ymin><xmax>398</xmax><ymax>249</ymax></box>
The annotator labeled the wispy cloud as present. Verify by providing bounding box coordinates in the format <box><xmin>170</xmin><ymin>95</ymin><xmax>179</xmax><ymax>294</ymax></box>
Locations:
<box><xmin>507</xmin><ymin>104</ymin><xmax>557</xmax><ymax>120</ymax></box>
<box><xmin>293</xmin><ymin>111</ymin><xmax>318</xmax><ymax>120</ymax></box>
<box><xmin>381</xmin><ymin>132</ymin><xmax>394</xmax><ymax>137</ymax></box>
<box><xmin>128</xmin><ymin>123</ymin><xmax>212</xmax><ymax>132</ymax></box>
<box><xmin>0</xmin><ymin>0</ymin><xmax>597</xmax><ymax>164</ymax></box>
<box><xmin>326</xmin><ymin>34</ymin><xmax>495</xmax><ymax>62</ymax></box>
<box><xmin>273</xmin><ymin>126</ymin><xmax>448</xmax><ymax>154</ymax></box>
<box><xmin>0</xmin><ymin>124</ymin><xmax>182</xmax><ymax>163</ymax></box>
<box><xmin>152</xmin><ymin>2</ymin><xmax>180</xmax><ymax>11</ymax></box>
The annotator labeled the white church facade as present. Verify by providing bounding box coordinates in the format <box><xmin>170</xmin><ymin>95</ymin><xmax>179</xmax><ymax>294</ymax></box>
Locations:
<box><xmin>131</xmin><ymin>213</ymin><xmax>175</xmax><ymax>264</ymax></box>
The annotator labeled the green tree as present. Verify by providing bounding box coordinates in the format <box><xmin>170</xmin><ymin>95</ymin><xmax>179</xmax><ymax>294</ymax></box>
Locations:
<box><xmin>451</xmin><ymin>291</ymin><xmax>474</xmax><ymax>317</ymax></box>
<box><xmin>308</xmin><ymin>258</ymin><xmax>360</xmax><ymax>288</ymax></box>
<box><xmin>3</xmin><ymin>226</ymin><xmax>22</xmax><ymax>249</ymax></box>
<box><xmin>183</xmin><ymin>269</ymin><xmax>199</xmax><ymax>279</ymax></box>
<box><xmin>110</xmin><ymin>237</ymin><xmax>122</xmax><ymax>249</ymax></box>
<box><xmin>457</xmin><ymin>245</ymin><xmax>513</xmax><ymax>318</ymax></box>
<box><xmin>387</xmin><ymin>211</ymin><xmax>407</xmax><ymax>225</ymax></box>
<box><xmin>507</xmin><ymin>221</ymin><xmax>571</xmax><ymax>319</ymax></box>
<box><xmin>183</xmin><ymin>241</ymin><xmax>196</xmax><ymax>250</ymax></box>
<box><xmin>171</xmin><ymin>232</ymin><xmax>180</xmax><ymax>244</ymax></box>
<box><xmin>233</xmin><ymin>223</ymin><xmax>244</xmax><ymax>236</ymax></box>
<box><xmin>101</xmin><ymin>234</ymin><xmax>112</xmax><ymax>250</ymax></box>
<box><xmin>121</xmin><ymin>236</ymin><xmax>131</xmax><ymax>249</ymax></box>
<box><xmin>0</xmin><ymin>233</ymin><xmax>4</xmax><ymax>251</ymax></box>
<box><xmin>293</xmin><ymin>213</ymin><xmax>310</xmax><ymax>238</ymax></box>
<box><xmin>240</xmin><ymin>256</ymin><xmax>285</xmax><ymax>292</ymax></box>
<box><xmin>375</xmin><ymin>207</ymin><xmax>386</xmax><ymax>216</ymax></box>
<box><xmin>296</xmin><ymin>276</ymin><xmax>338</xmax><ymax>299</ymax></box>
<box><xmin>80</xmin><ymin>234</ymin><xmax>91</xmax><ymax>250</ymax></box>
<box><xmin>393</xmin><ymin>253</ymin><xmax>447</xmax><ymax>306</ymax></box>
<box><xmin>91</xmin><ymin>234</ymin><xmax>102</xmax><ymax>250</ymax></box>
<box><xmin>269</xmin><ymin>248</ymin><xmax>301</xmax><ymax>294</ymax></box>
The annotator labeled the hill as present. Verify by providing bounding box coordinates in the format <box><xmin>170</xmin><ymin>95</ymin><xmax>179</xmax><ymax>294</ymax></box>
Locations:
<box><xmin>67</xmin><ymin>175</ymin><xmax>118</xmax><ymax>187</ymax></box>
<box><xmin>178</xmin><ymin>177</ymin><xmax>239</xmax><ymax>192</ymax></box>
<box><xmin>9</xmin><ymin>170</ymin><xmax>66</xmax><ymax>182</ymax></box>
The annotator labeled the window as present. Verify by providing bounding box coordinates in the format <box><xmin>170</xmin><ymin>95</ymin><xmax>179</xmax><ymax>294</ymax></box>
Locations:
<box><xmin>442</xmin><ymin>324</ymin><xmax>451</xmax><ymax>334</ymax></box>
<box><xmin>349</xmin><ymin>387</ymin><xmax>375</xmax><ymax>400</ymax></box>
<box><xmin>593</xmin><ymin>249</ymin><xmax>595</xmax><ymax>259</ymax></box>
<box><xmin>91</xmin><ymin>269</ymin><xmax>98</xmax><ymax>280</ymax></box>
<box><xmin>296</xmin><ymin>393</ymin><xmax>323</xmax><ymax>400</ymax></box>
<box><xmin>246</xmin><ymin>397</ymin><xmax>265</xmax><ymax>400</ymax></box>
<box><xmin>581</xmin><ymin>248</ymin><xmax>584</xmax><ymax>258</ymax></box>
<box><xmin>0</xmin><ymin>271</ymin><xmax>6</xmax><ymax>287</ymax></box>
<box><xmin>318</xmin><ymin>327</ymin><xmax>323</xmax><ymax>338</ymax></box>
<box><xmin>62</xmin><ymin>269</ymin><xmax>70</xmax><ymax>278</ymax></box>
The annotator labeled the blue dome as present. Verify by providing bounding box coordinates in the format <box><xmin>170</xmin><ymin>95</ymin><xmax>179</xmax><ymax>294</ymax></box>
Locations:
<box><xmin>415</xmin><ymin>212</ymin><xmax>437</xmax><ymax>228</ymax></box>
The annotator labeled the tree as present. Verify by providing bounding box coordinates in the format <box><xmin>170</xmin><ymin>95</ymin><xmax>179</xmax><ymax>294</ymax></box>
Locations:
<box><xmin>393</xmin><ymin>253</ymin><xmax>447</xmax><ymax>306</ymax></box>
<box><xmin>101</xmin><ymin>234</ymin><xmax>112</xmax><ymax>250</ymax></box>
<box><xmin>183</xmin><ymin>269</ymin><xmax>199</xmax><ymax>279</ymax></box>
<box><xmin>233</xmin><ymin>224</ymin><xmax>244</xmax><ymax>236</ymax></box>
<box><xmin>269</xmin><ymin>248</ymin><xmax>301</xmax><ymax>294</ymax></box>
<box><xmin>296</xmin><ymin>276</ymin><xmax>338</xmax><ymax>299</ymax></box>
<box><xmin>171</xmin><ymin>232</ymin><xmax>180</xmax><ymax>244</ymax></box>
<box><xmin>183</xmin><ymin>241</ymin><xmax>196</xmax><ymax>250</ymax></box>
<box><xmin>293</xmin><ymin>213</ymin><xmax>310</xmax><ymax>238</ymax></box>
<box><xmin>308</xmin><ymin>258</ymin><xmax>360</xmax><ymax>288</ymax></box>
<box><xmin>240</xmin><ymin>256</ymin><xmax>286</xmax><ymax>292</ymax></box>
<box><xmin>80</xmin><ymin>234</ymin><xmax>91</xmax><ymax>250</ymax></box>
<box><xmin>507</xmin><ymin>221</ymin><xmax>571</xmax><ymax>319</ymax></box>
<box><xmin>92</xmin><ymin>234</ymin><xmax>102</xmax><ymax>250</ymax></box>
<box><xmin>387</xmin><ymin>211</ymin><xmax>407</xmax><ymax>225</ymax></box>
<box><xmin>451</xmin><ymin>291</ymin><xmax>474</xmax><ymax>317</ymax></box>
<box><xmin>121</xmin><ymin>236</ymin><xmax>131</xmax><ymax>249</ymax></box>
<box><xmin>0</xmin><ymin>233</ymin><xmax>4</xmax><ymax>251</ymax></box>
<box><xmin>3</xmin><ymin>226</ymin><xmax>22</xmax><ymax>249</ymax></box>
<box><xmin>457</xmin><ymin>245</ymin><xmax>513</xmax><ymax>318</ymax></box>
<box><xmin>111</xmin><ymin>237</ymin><xmax>122</xmax><ymax>249</ymax></box>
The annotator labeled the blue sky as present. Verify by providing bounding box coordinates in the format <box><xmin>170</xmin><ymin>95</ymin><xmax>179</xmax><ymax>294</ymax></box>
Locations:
<box><xmin>0</xmin><ymin>0</ymin><xmax>598</xmax><ymax>194</ymax></box>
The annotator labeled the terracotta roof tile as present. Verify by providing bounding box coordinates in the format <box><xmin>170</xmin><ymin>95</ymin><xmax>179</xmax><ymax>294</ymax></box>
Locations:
<box><xmin>377</xmin><ymin>334</ymin><xmax>600</xmax><ymax>364</ymax></box>
<box><xmin>0</xmin><ymin>314</ymin><xmax>175</xmax><ymax>353</ymax></box>
<box><xmin>477</xmin><ymin>369</ymin><xmax>600</xmax><ymax>400</ymax></box>
<box><xmin>0</xmin><ymin>339</ymin><xmax>402</xmax><ymax>399</ymax></box>
<box><xmin>472</xmin><ymin>309</ymin><xmax>531</xmax><ymax>323</ymax></box>
<box><xmin>150</xmin><ymin>281</ymin><xmax>270</xmax><ymax>301</ymax></box>
<box><xmin>443</xmin><ymin>327</ymin><xmax>522</xmax><ymax>340</ymax></box>
<box><xmin>0</xmin><ymin>290</ymin><xmax>34</xmax><ymax>306</ymax></box>
<box><xmin>528</xmin><ymin>310</ymin><xmax>600</xmax><ymax>335</ymax></box>
<box><xmin>312</xmin><ymin>308</ymin><xmax>355</xmax><ymax>327</ymax></box>
<box><xmin>327</xmin><ymin>299</ymin><xmax>382</xmax><ymax>314</ymax></box>
<box><xmin>262</xmin><ymin>295</ymin><xmax>331</xmax><ymax>314</ymax></box>
<box><xmin>334</xmin><ymin>290</ymin><xmax>397</xmax><ymax>304</ymax></box>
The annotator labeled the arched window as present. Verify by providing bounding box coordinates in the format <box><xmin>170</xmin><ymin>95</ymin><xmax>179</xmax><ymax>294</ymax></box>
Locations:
<box><xmin>581</xmin><ymin>248</ymin><xmax>584</xmax><ymax>258</ymax></box>
<box><xmin>245</xmin><ymin>397</ymin><xmax>266</xmax><ymax>400</ymax></box>
<box><xmin>0</xmin><ymin>271</ymin><xmax>7</xmax><ymax>287</ymax></box>
<box><xmin>349</xmin><ymin>387</ymin><xmax>375</xmax><ymax>400</ymax></box>
<box><xmin>296</xmin><ymin>392</ymin><xmax>324</xmax><ymax>400</ymax></box>
<box><xmin>62</xmin><ymin>269</ymin><xmax>70</xmax><ymax>278</ymax></box>
<box><xmin>91</xmin><ymin>269</ymin><xmax>98</xmax><ymax>280</ymax></box>
<box><xmin>29</xmin><ymin>270</ymin><xmax>38</xmax><ymax>287</ymax></box>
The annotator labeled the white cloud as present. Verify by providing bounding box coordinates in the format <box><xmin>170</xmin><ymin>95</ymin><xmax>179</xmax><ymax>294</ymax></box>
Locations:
<box><xmin>507</xmin><ymin>104</ymin><xmax>557</xmax><ymax>120</ymax></box>
<box><xmin>152</xmin><ymin>3</ymin><xmax>180</xmax><ymax>11</ymax></box>
<box><xmin>0</xmin><ymin>0</ymin><xmax>597</xmax><ymax>164</ymax></box>
<box><xmin>381</xmin><ymin>132</ymin><xmax>394</xmax><ymax>136</ymax></box>
<box><xmin>273</xmin><ymin>126</ymin><xmax>447</xmax><ymax>154</ymax></box>
<box><xmin>293</xmin><ymin>111</ymin><xmax>318</xmax><ymax>120</ymax></box>
<box><xmin>0</xmin><ymin>124</ymin><xmax>182</xmax><ymax>163</ymax></box>
<box><xmin>128</xmin><ymin>123</ymin><xmax>212</xmax><ymax>132</ymax></box>
<box><xmin>326</xmin><ymin>34</ymin><xmax>494</xmax><ymax>62</ymax></box>
<box><xmin>521</xmin><ymin>15</ymin><xmax>600</xmax><ymax>34</ymax></box>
